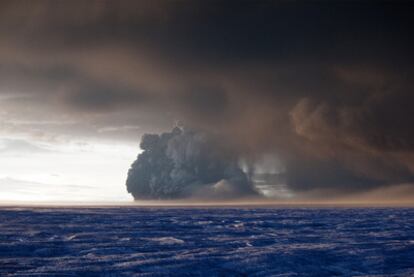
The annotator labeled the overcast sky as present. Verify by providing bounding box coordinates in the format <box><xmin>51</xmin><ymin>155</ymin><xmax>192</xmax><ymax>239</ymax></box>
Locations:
<box><xmin>1</xmin><ymin>1</ymin><xmax>414</xmax><ymax>203</ymax></box>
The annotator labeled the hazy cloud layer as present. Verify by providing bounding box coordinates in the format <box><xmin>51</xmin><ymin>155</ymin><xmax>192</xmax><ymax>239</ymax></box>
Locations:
<box><xmin>1</xmin><ymin>1</ymin><xmax>414</xmax><ymax>198</ymax></box>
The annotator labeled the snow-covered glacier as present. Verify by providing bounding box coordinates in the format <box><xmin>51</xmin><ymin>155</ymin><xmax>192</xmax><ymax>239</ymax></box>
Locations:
<box><xmin>0</xmin><ymin>207</ymin><xmax>413</xmax><ymax>276</ymax></box>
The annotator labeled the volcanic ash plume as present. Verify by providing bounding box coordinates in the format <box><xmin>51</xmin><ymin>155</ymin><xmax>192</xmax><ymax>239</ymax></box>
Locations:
<box><xmin>126</xmin><ymin>127</ymin><xmax>257</xmax><ymax>200</ymax></box>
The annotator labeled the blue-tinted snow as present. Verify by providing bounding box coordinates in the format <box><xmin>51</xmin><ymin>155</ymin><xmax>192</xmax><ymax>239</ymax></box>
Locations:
<box><xmin>0</xmin><ymin>207</ymin><xmax>414</xmax><ymax>276</ymax></box>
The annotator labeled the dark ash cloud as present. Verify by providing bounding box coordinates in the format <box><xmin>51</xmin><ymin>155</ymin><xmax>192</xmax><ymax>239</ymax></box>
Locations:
<box><xmin>1</xmin><ymin>1</ymin><xmax>414</xmax><ymax>200</ymax></box>
<box><xmin>126</xmin><ymin>127</ymin><xmax>257</xmax><ymax>200</ymax></box>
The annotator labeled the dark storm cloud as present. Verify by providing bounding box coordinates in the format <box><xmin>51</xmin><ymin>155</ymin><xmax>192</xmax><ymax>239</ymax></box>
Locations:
<box><xmin>62</xmin><ymin>83</ymin><xmax>147</xmax><ymax>112</ymax></box>
<box><xmin>1</xmin><ymin>1</ymin><xmax>414</xmax><ymax>197</ymax></box>
<box><xmin>179</xmin><ymin>85</ymin><xmax>230</xmax><ymax>121</ymax></box>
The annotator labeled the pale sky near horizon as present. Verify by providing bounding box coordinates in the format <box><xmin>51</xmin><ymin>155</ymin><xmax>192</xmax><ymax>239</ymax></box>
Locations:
<box><xmin>0</xmin><ymin>135</ymin><xmax>137</xmax><ymax>202</ymax></box>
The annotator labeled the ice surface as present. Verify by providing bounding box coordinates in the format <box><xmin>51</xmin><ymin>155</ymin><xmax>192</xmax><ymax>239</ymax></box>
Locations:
<box><xmin>0</xmin><ymin>207</ymin><xmax>413</xmax><ymax>276</ymax></box>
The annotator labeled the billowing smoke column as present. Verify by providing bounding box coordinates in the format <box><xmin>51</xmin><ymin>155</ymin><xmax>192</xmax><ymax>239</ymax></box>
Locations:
<box><xmin>126</xmin><ymin>127</ymin><xmax>257</xmax><ymax>200</ymax></box>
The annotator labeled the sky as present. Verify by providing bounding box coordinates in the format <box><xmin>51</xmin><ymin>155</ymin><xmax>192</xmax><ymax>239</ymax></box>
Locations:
<box><xmin>0</xmin><ymin>1</ymin><xmax>414</xmax><ymax>203</ymax></box>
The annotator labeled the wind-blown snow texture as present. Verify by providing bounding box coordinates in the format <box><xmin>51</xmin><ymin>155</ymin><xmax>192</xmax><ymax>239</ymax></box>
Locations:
<box><xmin>1</xmin><ymin>207</ymin><xmax>414</xmax><ymax>276</ymax></box>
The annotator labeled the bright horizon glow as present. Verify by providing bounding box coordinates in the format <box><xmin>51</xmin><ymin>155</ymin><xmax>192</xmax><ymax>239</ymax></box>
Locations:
<box><xmin>0</xmin><ymin>136</ymin><xmax>137</xmax><ymax>202</ymax></box>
